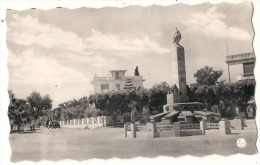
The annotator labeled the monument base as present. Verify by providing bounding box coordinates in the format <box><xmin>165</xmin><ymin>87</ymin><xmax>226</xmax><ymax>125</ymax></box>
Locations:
<box><xmin>167</xmin><ymin>92</ymin><xmax>189</xmax><ymax>104</ymax></box>
<box><xmin>180</xmin><ymin>95</ymin><xmax>189</xmax><ymax>103</ymax></box>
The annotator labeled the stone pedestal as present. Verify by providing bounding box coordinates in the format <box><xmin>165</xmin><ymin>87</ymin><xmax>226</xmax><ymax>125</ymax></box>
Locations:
<box><xmin>174</xmin><ymin>122</ymin><xmax>181</xmax><ymax>137</ymax></box>
<box><xmin>200</xmin><ymin>120</ymin><xmax>207</xmax><ymax>135</ymax></box>
<box><xmin>219</xmin><ymin>119</ymin><xmax>231</xmax><ymax>135</ymax></box>
<box><xmin>167</xmin><ymin>93</ymin><xmax>182</xmax><ymax>106</ymax></box>
<box><xmin>131</xmin><ymin>124</ymin><xmax>136</xmax><ymax>138</ymax></box>
<box><xmin>124</xmin><ymin>122</ymin><xmax>131</xmax><ymax>137</ymax></box>
<box><xmin>147</xmin><ymin>122</ymin><xmax>156</xmax><ymax>138</ymax></box>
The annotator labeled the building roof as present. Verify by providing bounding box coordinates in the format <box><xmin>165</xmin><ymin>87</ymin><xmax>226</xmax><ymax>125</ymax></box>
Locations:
<box><xmin>109</xmin><ymin>70</ymin><xmax>128</xmax><ymax>72</ymax></box>
<box><xmin>225</xmin><ymin>52</ymin><xmax>255</xmax><ymax>64</ymax></box>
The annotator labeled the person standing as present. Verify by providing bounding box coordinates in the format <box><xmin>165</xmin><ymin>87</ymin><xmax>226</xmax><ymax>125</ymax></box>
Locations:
<box><xmin>48</xmin><ymin>121</ymin><xmax>52</xmax><ymax>129</ymax></box>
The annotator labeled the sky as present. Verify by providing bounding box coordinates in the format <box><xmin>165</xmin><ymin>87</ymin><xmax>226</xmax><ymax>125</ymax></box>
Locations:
<box><xmin>6</xmin><ymin>2</ymin><xmax>254</xmax><ymax>108</ymax></box>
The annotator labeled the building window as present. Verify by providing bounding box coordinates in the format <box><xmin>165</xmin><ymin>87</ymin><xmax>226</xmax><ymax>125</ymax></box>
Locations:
<box><xmin>243</xmin><ymin>62</ymin><xmax>254</xmax><ymax>77</ymax></box>
<box><xmin>116</xmin><ymin>84</ymin><xmax>121</xmax><ymax>90</ymax></box>
<box><xmin>115</xmin><ymin>72</ymin><xmax>120</xmax><ymax>80</ymax></box>
<box><xmin>101</xmin><ymin>84</ymin><xmax>109</xmax><ymax>92</ymax></box>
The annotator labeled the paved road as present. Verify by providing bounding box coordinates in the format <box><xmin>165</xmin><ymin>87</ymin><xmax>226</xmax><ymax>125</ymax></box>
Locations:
<box><xmin>9</xmin><ymin>121</ymin><xmax>257</xmax><ymax>162</ymax></box>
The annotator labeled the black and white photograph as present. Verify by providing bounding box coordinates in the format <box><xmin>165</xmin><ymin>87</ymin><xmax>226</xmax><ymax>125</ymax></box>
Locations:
<box><xmin>0</xmin><ymin>0</ymin><xmax>259</xmax><ymax>164</ymax></box>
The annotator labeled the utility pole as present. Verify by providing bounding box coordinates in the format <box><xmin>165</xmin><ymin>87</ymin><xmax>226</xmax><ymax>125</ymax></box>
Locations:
<box><xmin>226</xmin><ymin>45</ymin><xmax>231</xmax><ymax>83</ymax></box>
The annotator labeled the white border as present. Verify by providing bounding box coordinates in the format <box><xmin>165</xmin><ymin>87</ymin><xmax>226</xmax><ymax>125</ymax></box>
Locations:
<box><xmin>0</xmin><ymin>0</ymin><xmax>259</xmax><ymax>165</ymax></box>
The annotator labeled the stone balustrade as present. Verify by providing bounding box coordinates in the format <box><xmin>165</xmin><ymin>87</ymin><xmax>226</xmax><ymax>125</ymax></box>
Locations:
<box><xmin>206</xmin><ymin>123</ymin><xmax>219</xmax><ymax>129</ymax></box>
<box><xmin>59</xmin><ymin>116</ymin><xmax>105</xmax><ymax>129</ymax></box>
<box><xmin>180</xmin><ymin>123</ymin><xmax>200</xmax><ymax>129</ymax></box>
<box><xmin>136</xmin><ymin>125</ymin><xmax>146</xmax><ymax>131</ymax></box>
<box><xmin>156</xmin><ymin>125</ymin><xmax>175</xmax><ymax>131</ymax></box>
<box><xmin>124</xmin><ymin>120</ymin><xmax>232</xmax><ymax>138</ymax></box>
<box><xmin>58</xmin><ymin>115</ymin><xmax>125</xmax><ymax>129</ymax></box>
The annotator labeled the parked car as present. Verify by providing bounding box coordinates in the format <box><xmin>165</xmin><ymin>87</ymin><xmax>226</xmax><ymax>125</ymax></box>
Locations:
<box><xmin>51</xmin><ymin>122</ymin><xmax>60</xmax><ymax>129</ymax></box>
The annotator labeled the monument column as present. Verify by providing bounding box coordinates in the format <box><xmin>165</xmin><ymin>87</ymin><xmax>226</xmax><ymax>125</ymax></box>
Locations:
<box><xmin>171</xmin><ymin>28</ymin><xmax>189</xmax><ymax>102</ymax></box>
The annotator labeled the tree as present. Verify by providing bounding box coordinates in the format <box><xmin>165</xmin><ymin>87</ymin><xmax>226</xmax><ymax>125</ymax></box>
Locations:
<box><xmin>58</xmin><ymin>96</ymin><xmax>89</xmax><ymax>121</ymax></box>
<box><xmin>85</xmin><ymin>107</ymin><xmax>99</xmax><ymax>118</ymax></box>
<box><xmin>8</xmin><ymin>97</ymin><xmax>31</xmax><ymax>131</ymax></box>
<box><xmin>193</xmin><ymin>84</ymin><xmax>217</xmax><ymax>109</ymax></box>
<box><xmin>187</xmin><ymin>85</ymin><xmax>198</xmax><ymax>102</ymax></box>
<box><xmin>52</xmin><ymin>107</ymin><xmax>62</xmax><ymax>121</ymax></box>
<box><xmin>134</xmin><ymin>66</ymin><xmax>140</xmax><ymax>76</ymax></box>
<box><xmin>26</xmin><ymin>91</ymin><xmax>53</xmax><ymax>120</ymax></box>
<box><xmin>189</xmin><ymin>79</ymin><xmax>255</xmax><ymax>118</ymax></box>
<box><xmin>89</xmin><ymin>91</ymin><xmax>128</xmax><ymax>126</ymax></box>
<box><xmin>194</xmin><ymin>66</ymin><xmax>223</xmax><ymax>86</ymax></box>
<box><xmin>134</xmin><ymin>87</ymin><xmax>149</xmax><ymax>112</ymax></box>
<box><xmin>214</xmin><ymin>79</ymin><xmax>255</xmax><ymax>117</ymax></box>
<box><xmin>148</xmin><ymin>82</ymin><xmax>178</xmax><ymax>114</ymax></box>
<box><xmin>41</xmin><ymin>95</ymin><xmax>53</xmax><ymax>110</ymax></box>
<box><xmin>78</xmin><ymin>96</ymin><xmax>89</xmax><ymax>108</ymax></box>
<box><xmin>123</xmin><ymin>78</ymin><xmax>135</xmax><ymax>90</ymax></box>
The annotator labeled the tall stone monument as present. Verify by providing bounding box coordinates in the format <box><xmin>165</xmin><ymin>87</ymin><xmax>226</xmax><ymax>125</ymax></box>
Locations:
<box><xmin>169</xmin><ymin>28</ymin><xmax>189</xmax><ymax>103</ymax></box>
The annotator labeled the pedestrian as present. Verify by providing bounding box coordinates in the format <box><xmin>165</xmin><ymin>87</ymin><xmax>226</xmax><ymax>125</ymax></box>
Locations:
<box><xmin>48</xmin><ymin>121</ymin><xmax>52</xmax><ymax>129</ymax></box>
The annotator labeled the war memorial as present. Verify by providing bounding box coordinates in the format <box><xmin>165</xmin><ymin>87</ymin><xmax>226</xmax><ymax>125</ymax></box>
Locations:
<box><xmin>122</xmin><ymin>29</ymin><xmax>246</xmax><ymax>138</ymax></box>
<box><xmin>55</xmin><ymin>29</ymin><xmax>250</xmax><ymax>139</ymax></box>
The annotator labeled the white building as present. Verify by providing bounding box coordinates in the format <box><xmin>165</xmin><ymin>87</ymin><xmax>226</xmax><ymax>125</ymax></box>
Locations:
<box><xmin>225</xmin><ymin>52</ymin><xmax>255</xmax><ymax>82</ymax></box>
<box><xmin>91</xmin><ymin>70</ymin><xmax>145</xmax><ymax>93</ymax></box>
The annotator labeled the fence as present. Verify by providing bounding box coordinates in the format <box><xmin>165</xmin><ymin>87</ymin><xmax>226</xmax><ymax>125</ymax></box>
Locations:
<box><xmin>206</xmin><ymin>123</ymin><xmax>219</xmax><ymax>129</ymax></box>
<box><xmin>156</xmin><ymin>125</ymin><xmax>174</xmax><ymax>131</ymax></box>
<box><xmin>180</xmin><ymin>123</ymin><xmax>200</xmax><ymax>130</ymax></box>
<box><xmin>124</xmin><ymin>119</ymin><xmax>233</xmax><ymax>138</ymax></box>
<box><xmin>60</xmin><ymin>116</ymin><xmax>103</xmax><ymax>129</ymax></box>
<box><xmin>59</xmin><ymin>115</ymin><xmax>124</xmax><ymax>129</ymax></box>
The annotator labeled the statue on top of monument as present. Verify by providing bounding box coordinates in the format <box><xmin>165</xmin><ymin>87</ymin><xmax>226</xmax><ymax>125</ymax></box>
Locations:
<box><xmin>172</xmin><ymin>27</ymin><xmax>182</xmax><ymax>45</ymax></box>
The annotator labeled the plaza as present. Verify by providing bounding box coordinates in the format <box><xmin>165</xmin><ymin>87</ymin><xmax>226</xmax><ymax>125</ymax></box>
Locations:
<box><xmin>9</xmin><ymin>119</ymin><xmax>257</xmax><ymax>162</ymax></box>
<box><xmin>4</xmin><ymin>3</ymin><xmax>258</xmax><ymax>164</ymax></box>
